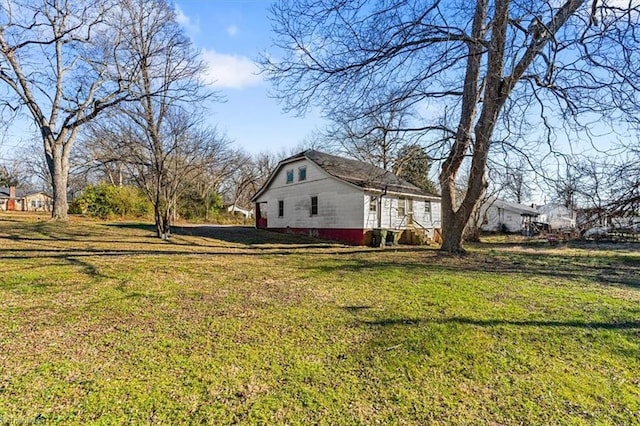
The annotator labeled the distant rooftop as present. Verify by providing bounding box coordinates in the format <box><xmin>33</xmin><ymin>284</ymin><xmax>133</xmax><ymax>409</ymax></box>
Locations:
<box><xmin>0</xmin><ymin>187</ymin><xmax>49</xmax><ymax>199</ymax></box>
<box><xmin>489</xmin><ymin>197</ymin><xmax>539</xmax><ymax>216</ymax></box>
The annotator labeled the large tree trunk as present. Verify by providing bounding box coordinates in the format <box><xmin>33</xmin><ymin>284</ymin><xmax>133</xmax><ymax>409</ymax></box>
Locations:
<box><xmin>153</xmin><ymin>190</ymin><xmax>172</xmax><ymax>239</ymax></box>
<box><xmin>51</xmin><ymin>169</ymin><xmax>69</xmax><ymax>220</ymax></box>
<box><xmin>438</xmin><ymin>0</ymin><xmax>488</xmax><ymax>253</ymax></box>
<box><xmin>439</xmin><ymin>212</ymin><xmax>466</xmax><ymax>253</ymax></box>
<box><xmin>154</xmin><ymin>205</ymin><xmax>171</xmax><ymax>239</ymax></box>
<box><xmin>45</xmin><ymin>139</ymin><xmax>71</xmax><ymax>221</ymax></box>
<box><xmin>437</xmin><ymin>0</ymin><xmax>583</xmax><ymax>253</ymax></box>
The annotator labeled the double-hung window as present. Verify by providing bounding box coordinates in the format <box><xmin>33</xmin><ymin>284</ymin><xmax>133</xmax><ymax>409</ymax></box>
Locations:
<box><xmin>397</xmin><ymin>198</ymin><xmax>406</xmax><ymax>216</ymax></box>
<box><xmin>310</xmin><ymin>196</ymin><xmax>318</xmax><ymax>215</ymax></box>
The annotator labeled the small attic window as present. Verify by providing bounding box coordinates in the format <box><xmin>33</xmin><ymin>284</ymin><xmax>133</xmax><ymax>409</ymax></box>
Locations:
<box><xmin>286</xmin><ymin>169</ymin><xmax>294</xmax><ymax>184</ymax></box>
<box><xmin>298</xmin><ymin>166</ymin><xmax>307</xmax><ymax>181</ymax></box>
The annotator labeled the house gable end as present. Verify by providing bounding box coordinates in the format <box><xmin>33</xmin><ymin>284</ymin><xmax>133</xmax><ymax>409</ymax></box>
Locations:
<box><xmin>252</xmin><ymin>154</ymin><xmax>365</xmax><ymax>203</ymax></box>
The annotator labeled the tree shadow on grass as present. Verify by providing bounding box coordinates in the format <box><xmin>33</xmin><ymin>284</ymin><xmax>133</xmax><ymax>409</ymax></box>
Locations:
<box><xmin>171</xmin><ymin>225</ymin><xmax>347</xmax><ymax>247</ymax></box>
<box><xmin>352</xmin><ymin>312</ymin><xmax>640</xmax><ymax>364</ymax></box>
<box><xmin>108</xmin><ymin>223</ymin><xmax>348</xmax><ymax>247</ymax></box>
<box><xmin>64</xmin><ymin>256</ymin><xmax>107</xmax><ymax>280</ymax></box>
<box><xmin>105</xmin><ymin>222</ymin><xmax>156</xmax><ymax>232</ymax></box>
<box><xmin>2</xmin><ymin>222</ymin><xmax>355</xmax><ymax>255</ymax></box>
<box><xmin>0</xmin><ymin>254</ymin><xmax>117</xmax><ymax>288</ymax></box>
<box><xmin>343</xmin><ymin>305</ymin><xmax>374</xmax><ymax>313</ymax></box>
<box><xmin>307</xmin><ymin>249</ymin><xmax>640</xmax><ymax>289</ymax></box>
<box><xmin>362</xmin><ymin>316</ymin><xmax>640</xmax><ymax>330</ymax></box>
<box><xmin>0</xmin><ymin>245</ymin><xmax>377</xmax><ymax>261</ymax></box>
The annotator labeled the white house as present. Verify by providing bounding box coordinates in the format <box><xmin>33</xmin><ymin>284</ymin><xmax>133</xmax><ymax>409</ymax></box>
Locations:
<box><xmin>536</xmin><ymin>203</ymin><xmax>576</xmax><ymax>230</ymax></box>
<box><xmin>251</xmin><ymin>150</ymin><xmax>441</xmax><ymax>245</ymax></box>
<box><xmin>479</xmin><ymin>197</ymin><xmax>539</xmax><ymax>233</ymax></box>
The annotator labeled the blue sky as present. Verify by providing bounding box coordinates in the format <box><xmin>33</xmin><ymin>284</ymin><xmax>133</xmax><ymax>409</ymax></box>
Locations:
<box><xmin>174</xmin><ymin>1</ymin><xmax>634</xmax><ymax>162</ymax></box>
<box><xmin>174</xmin><ymin>1</ymin><xmax>325</xmax><ymax>155</ymax></box>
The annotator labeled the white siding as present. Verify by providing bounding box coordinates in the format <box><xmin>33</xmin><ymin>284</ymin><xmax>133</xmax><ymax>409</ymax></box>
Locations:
<box><xmin>413</xmin><ymin>199</ymin><xmax>442</xmax><ymax>229</ymax></box>
<box><xmin>481</xmin><ymin>206</ymin><xmax>523</xmax><ymax>233</ymax></box>
<box><xmin>255</xmin><ymin>158</ymin><xmax>365</xmax><ymax>229</ymax></box>
<box><xmin>386</xmin><ymin>197</ymin><xmax>408</xmax><ymax>228</ymax></box>
<box><xmin>363</xmin><ymin>195</ymin><xmax>406</xmax><ymax>228</ymax></box>
<box><xmin>363</xmin><ymin>193</ymin><xmax>442</xmax><ymax>231</ymax></box>
<box><xmin>364</xmin><ymin>193</ymin><xmax>378</xmax><ymax>228</ymax></box>
<box><xmin>537</xmin><ymin>204</ymin><xmax>576</xmax><ymax>229</ymax></box>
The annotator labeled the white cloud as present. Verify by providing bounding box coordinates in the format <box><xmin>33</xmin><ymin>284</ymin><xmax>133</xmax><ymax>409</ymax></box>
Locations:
<box><xmin>174</xmin><ymin>5</ymin><xmax>200</xmax><ymax>35</ymax></box>
<box><xmin>201</xmin><ymin>50</ymin><xmax>262</xmax><ymax>89</ymax></box>
<box><xmin>227</xmin><ymin>25</ymin><xmax>239</xmax><ymax>37</ymax></box>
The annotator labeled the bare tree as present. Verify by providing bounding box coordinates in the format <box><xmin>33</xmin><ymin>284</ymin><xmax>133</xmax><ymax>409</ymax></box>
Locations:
<box><xmin>187</xmin><ymin>145</ymin><xmax>239</xmax><ymax>222</ymax></box>
<box><xmin>324</xmin><ymin>96</ymin><xmax>422</xmax><ymax>170</ymax></box>
<box><xmin>569</xmin><ymin>149</ymin><xmax>640</xmax><ymax>226</ymax></box>
<box><xmin>103</xmin><ymin>0</ymin><xmax>218</xmax><ymax>237</ymax></box>
<box><xmin>94</xmin><ymin>110</ymin><xmax>225</xmax><ymax>237</ymax></box>
<box><xmin>73</xmin><ymin>128</ymin><xmax>131</xmax><ymax>187</ymax></box>
<box><xmin>16</xmin><ymin>140</ymin><xmax>53</xmax><ymax>191</ymax></box>
<box><xmin>219</xmin><ymin>151</ymin><xmax>255</xmax><ymax>208</ymax></box>
<box><xmin>457</xmin><ymin>165</ymin><xmax>501</xmax><ymax>242</ymax></box>
<box><xmin>497</xmin><ymin>160</ymin><xmax>533</xmax><ymax>204</ymax></box>
<box><xmin>605</xmin><ymin>149</ymin><xmax>640</xmax><ymax>217</ymax></box>
<box><xmin>552</xmin><ymin>164</ymin><xmax>580</xmax><ymax>210</ymax></box>
<box><xmin>612</xmin><ymin>179</ymin><xmax>640</xmax><ymax>218</ymax></box>
<box><xmin>261</xmin><ymin>0</ymin><xmax>640</xmax><ymax>252</ymax></box>
<box><xmin>222</xmin><ymin>151</ymin><xmax>280</xmax><ymax>210</ymax></box>
<box><xmin>0</xmin><ymin>0</ymin><xmax>133</xmax><ymax>219</ymax></box>
<box><xmin>0</xmin><ymin>157</ymin><xmax>24</xmax><ymax>187</ymax></box>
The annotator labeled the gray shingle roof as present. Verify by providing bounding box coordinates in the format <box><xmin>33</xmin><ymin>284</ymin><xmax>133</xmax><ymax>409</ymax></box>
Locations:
<box><xmin>254</xmin><ymin>150</ymin><xmax>439</xmax><ymax>200</ymax></box>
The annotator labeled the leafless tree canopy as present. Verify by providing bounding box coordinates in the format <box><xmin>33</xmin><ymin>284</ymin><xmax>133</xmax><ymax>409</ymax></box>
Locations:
<box><xmin>98</xmin><ymin>0</ymin><xmax>219</xmax><ymax>237</ymax></box>
<box><xmin>88</xmin><ymin>109</ymin><xmax>227</xmax><ymax>235</ymax></box>
<box><xmin>0</xmin><ymin>0</ymin><xmax>133</xmax><ymax>219</ymax></box>
<box><xmin>261</xmin><ymin>0</ymin><xmax>640</xmax><ymax>252</ymax></box>
<box><xmin>496</xmin><ymin>160</ymin><xmax>534</xmax><ymax>204</ymax></box>
<box><xmin>0</xmin><ymin>0</ymin><xmax>219</xmax><ymax>226</ymax></box>
<box><xmin>322</xmin><ymin>95</ymin><xmax>430</xmax><ymax>171</ymax></box>
<box><xmin>220</xmin><ymin>151</ymin><xmax>280</xmax><ymax>210</ymax></box>
<box><xmin>560</xmin><ymin>148</ymin><xmax>640</xmax><ymax>226</ymax></box>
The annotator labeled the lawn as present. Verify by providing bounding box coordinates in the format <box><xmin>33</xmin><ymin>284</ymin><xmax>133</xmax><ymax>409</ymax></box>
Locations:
<box><xmin>1</xmin><ymin>213</ymin><xmax>639</xmax><ymax>424</ymax></box>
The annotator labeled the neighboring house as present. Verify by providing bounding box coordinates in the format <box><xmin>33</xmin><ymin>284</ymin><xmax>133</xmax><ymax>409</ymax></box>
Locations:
<box><xmin>0</xmin><ymin>186</ymin><xmax>20</xmax><ymax>211</ymax></box>
<box><xmin>226</xmin><ymin>204</ymin><xmax>253</xmax><ymax>219</ymax></box>
<box><xmin>536</xmin><ymin>203</ymin><xmax>576</xmax><ymax>230</ymax></box>
<box><xmin>577</xmin><ymin>207</ymin><xmax>640</xmax><ymax>231</ymax></box>
<box><xmin>479</xmin><ymin>197</ymin><xmax>539</xmax><ymax>233</ymax></box>
<box><xmin>251</xmin><ymin>150</ymin><xmax>441</xmax><ymax>245</ymax></box>
<box><xmin>0</xmin><ymin>186</ymin><xmax>53</xmax><ymax>212</ymax></box>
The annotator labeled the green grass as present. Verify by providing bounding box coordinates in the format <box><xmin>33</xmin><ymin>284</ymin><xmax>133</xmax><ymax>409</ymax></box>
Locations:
<box><xmin>1</xmin><ymin>213</ymin><xmax>639</xmax><ymax>424</ymax></box>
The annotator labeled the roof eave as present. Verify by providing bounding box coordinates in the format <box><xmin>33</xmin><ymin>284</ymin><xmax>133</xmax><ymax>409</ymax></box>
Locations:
<box><xmin>364</xmin><ymin>187</ymin><xmax>440</xmax><ymax>199</ymax></box>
